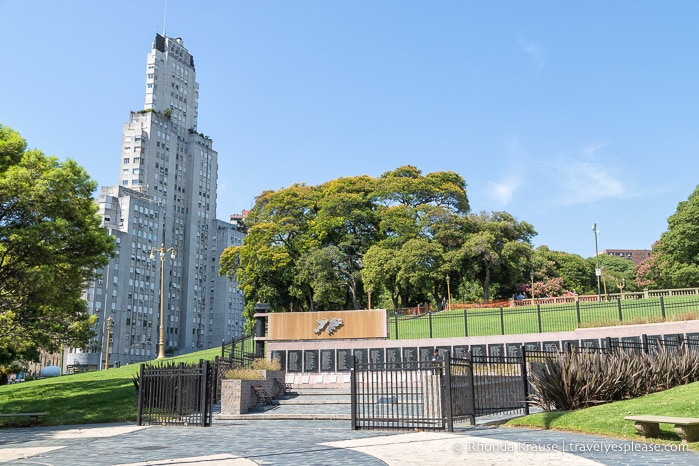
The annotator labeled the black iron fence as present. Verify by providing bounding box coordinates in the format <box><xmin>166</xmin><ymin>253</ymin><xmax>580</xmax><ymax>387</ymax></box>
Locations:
<box><xmin>221</xmin><ymin>332</ymin><xmax>256</xmax><ymax>368</ymax></box>
<box><xmin>350</xmin><ymin>334</ymin><xmax>699</xmax><ymax>432</ymax></box>
<box><xmin>351</xmin><ymin>352</ymin><xmax>530</xmax><ymax>432</ymax></box>
<box><xmin>351</xmin><ymin>359</ymin><xmax>445</xmax><ymax>431</ymax></box>
<box><xmin>137</xmin><ymin>360</ymin><xmax>214</xmax><ymax>427</ymax></box>
<box><xmin>389</xmin><ymin>295</ymin><xmax>699</xmax><ymax>340</ymax></box>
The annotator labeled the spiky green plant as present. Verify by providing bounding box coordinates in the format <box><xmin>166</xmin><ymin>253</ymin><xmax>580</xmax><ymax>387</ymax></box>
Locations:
<box><xmin>527</xmin><ymin>346</ymin><xmax>699</xmax><ymax>411</ymax></box>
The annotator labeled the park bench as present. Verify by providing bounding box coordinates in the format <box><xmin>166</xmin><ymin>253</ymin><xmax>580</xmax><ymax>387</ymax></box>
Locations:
<box><xmin>0</xmin><ymin>412</ymin><xmax>46</xmax><ymax>426</ymax></box>
<box><xmin>274</xmin><ymin>377</ymin><xmax>292</xmax><ymax>396</ymax></box>
<box><xmin>252</xmin><ymin>386</ymin><xmax>274</xmax><ymax>406</ymax></box>
<box><xmin>624</xmin><ymin>415</ymin><xmax>699</xmax><ymax>444</ymax></box>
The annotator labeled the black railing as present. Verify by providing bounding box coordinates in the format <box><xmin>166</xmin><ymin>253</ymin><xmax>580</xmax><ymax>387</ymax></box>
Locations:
<box><xmin>221</xmin><ymin>332</ymin><xmax>256</xmax><ymax>368</ymax></box>
<box><xmin>351</xmin><ymin>359</ymin><xmax>445</xmax><ymax>431</ymax></box>
<box><xmin>389</xmin><ymin>296</ymin><xmax>699</xmax><ymax>340</ymax></box>
<box><xmin>137</xmin><ymin>360</ymin><xmax>214</xmax><ymax>427</ymax></box>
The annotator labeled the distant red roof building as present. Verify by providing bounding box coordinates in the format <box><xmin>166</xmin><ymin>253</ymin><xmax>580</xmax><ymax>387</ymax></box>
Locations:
<box><xmin>602</xmin><ymin>249</ymin><xmax>651</xmax><ymax>265</ymax></box>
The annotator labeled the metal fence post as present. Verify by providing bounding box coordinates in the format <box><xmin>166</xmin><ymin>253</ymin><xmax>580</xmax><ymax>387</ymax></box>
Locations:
<box><xmin>536</xmin><ymin>304</ymin><xmax>542</xmax><ymax>333</ymax></box>
<box><xmin>429</xmin><ymin>310</ymin><xmax>433</xmax><ymax>339</ymax></box>
<box><xmin>660</xmin><ymin>296</ymin><xmax>666</xmax><ymax>319</ymax></box>
<box><xmin>499</xmin><ymin>307</ymin><xmax>505</xmax><ymax>335</ymax></box>
<box><xmin>136</xmin><ymin>363</ymin><xmax>145</xmax><ymax>426</ymax></box>
<box><xmin>642</xmin><ymin>334</ymin><xmax>649</xmax><ymax>354</ymax></box>
<box><xmin>466</xmin><ymin>351</ymin><xmax>476</xmax><ymax>425</ymax></box>
<box><xmin>575</xmin><ymin>301</ymin><xmax>581</xmax><ymax>327</ymax></box>
<box><xmin>443</xmin><ymin>357</ymin><xmax>453</xmax><ymax>432</ymax></box>
<box><xmin>463</xmin><ymin>308</ymin><xmax>468</xmax><ymax>337</ymax></box>
<box><xmin>617</xmin><ymin>297</ymin><xmax>623</xmax><ymax>321</ymax></box>
<box><xmin>520</xmin><ymin>346</ymin><xmax>530</xmax><ymax>415</ymax></box>
<box><xmin>393</xmin><ymin>312</ymin><xmax>399</xmax><ymax>339</ymax></box>
<box><xmin>350</xmin><ymin>356</ymin><xmax>357</xmax><ymax>430</ymax></box>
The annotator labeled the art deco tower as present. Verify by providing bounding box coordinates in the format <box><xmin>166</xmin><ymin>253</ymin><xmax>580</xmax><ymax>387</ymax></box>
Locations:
<box><xmin>68</xmin><ymin>35</ymin><xmax>245</xmax><ymax>369</ymax></box>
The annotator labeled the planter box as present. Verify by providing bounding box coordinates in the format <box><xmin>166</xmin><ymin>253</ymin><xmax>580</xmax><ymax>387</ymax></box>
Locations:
<box><xmin>220</xmin><ymin>370</ymin><xmax>285</xmax><ymax>414</ymax></box>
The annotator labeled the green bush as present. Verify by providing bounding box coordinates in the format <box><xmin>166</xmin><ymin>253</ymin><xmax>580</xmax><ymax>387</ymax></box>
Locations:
<box><xmin>528</xmin><ymin>346</ymin><xmax>699</xmax><ymax>411</ymax></box>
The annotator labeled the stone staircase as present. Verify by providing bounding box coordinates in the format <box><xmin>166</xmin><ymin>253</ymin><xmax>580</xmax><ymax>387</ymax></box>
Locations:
<box><xmin>215</xmin><ymin>387</ymin><xmax>351</xmax><ymax>421</ymax></box>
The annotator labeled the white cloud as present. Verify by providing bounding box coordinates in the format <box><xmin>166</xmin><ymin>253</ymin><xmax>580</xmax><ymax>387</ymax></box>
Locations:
<box><xmin>518</xmin><ymin>37</ymin><xmax>546</xmax><ymax>68</ymax></box>
<box><xmin>489</xmin><ymin>177</ymin><xmax>521</xmax><ymax>205</ymax></box>
<box><xmin>552</xmin><ymin>143</ymin><xmax>627</xmax><ymax>205</ymax></box>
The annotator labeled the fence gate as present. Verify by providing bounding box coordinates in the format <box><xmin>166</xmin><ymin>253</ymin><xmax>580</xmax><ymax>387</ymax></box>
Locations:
<box><xmin>351</xmin><ymin>359</ymin><xmax>446</xmax><ymax>431</ymax></box>
<box><xmin>137</xmin><ymin>360</ymin><xmax>214</xmax><ymax>427</ymax></box>
<box><xmin>444</xmin><ymin>354</ymin><xmax>529</xmax><ymax>430</ymax></box>
<box><xmin>351</xmin><ymin>353</ymin><xmax>530</xmax><ymax>432</ymax></box>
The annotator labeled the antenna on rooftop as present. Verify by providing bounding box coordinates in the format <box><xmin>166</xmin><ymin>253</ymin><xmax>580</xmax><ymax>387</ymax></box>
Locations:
<box><xmin>163</xmin><ymin>0</ymin><xmax>168</xmax><ymax>36</ymax></box>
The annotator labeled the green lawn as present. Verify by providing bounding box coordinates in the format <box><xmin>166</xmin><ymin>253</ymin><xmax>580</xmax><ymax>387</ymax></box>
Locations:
<box><xmin>391</xmin><ymin>296</ymin><xmax>699</xmax><ymax>339</ymax></box>
<box><xmin>506</xmin><ymin>381</ymin><xmax>699</xmax><ymax>450</ymax></box>
<box><xmin>0</xmin><ymin>347</ymin><xmax>220</xmax><ymax>427</ymax></box>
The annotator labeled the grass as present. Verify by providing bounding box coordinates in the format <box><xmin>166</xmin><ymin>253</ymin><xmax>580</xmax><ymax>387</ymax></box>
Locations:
<box><xmin>0</xmin><ymin>347</ymin><xmax>220</xmax><ymax>427</ymax></box>
<box><xmin>506</xmin><ymin>381</ymin><xmax>699</xmax><ymax>450</ymax></box>
<box><xmin>391</xmin><ymin>296</ymin><xmax>699</xmax><ymax>339</ymax></box>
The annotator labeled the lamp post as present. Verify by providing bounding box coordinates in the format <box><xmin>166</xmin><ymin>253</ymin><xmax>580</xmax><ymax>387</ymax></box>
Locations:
<box><xmin>150</xmin><ymin>243</ymin><xmax>176</xmax><ymax>360</ymax></box>
<box><xmin>445</xmin><ymin>275</ymin><xmax>451</xmax><ymax>311</ymax></box>
<box><xmin>104</xmin><ymin>316</ymin><xmax>113</xmax><ymax>370</ymax></box>
<box><xmin>592</xmin><ymin>224</ymin><xmax>601</xmax><ymax>301</ymax></box>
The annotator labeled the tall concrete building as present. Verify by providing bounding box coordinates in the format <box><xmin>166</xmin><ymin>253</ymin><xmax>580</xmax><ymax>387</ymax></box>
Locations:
<box><xmin>66</xmin><ymin>34</ymin><xmax>245</xmax><ymax>370</ymax></box>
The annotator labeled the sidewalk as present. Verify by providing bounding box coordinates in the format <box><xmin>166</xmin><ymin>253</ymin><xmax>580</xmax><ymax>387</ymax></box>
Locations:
<box><xmin>2</xmin><ymin>419</ymin><xmax>697</xmax><ymax>465</ymax></box>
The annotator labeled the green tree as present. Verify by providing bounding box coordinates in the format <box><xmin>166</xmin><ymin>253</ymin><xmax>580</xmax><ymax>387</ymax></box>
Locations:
<box><xmin>0</xmin><ymin>125</ymin><xmax>114</xmax><ymax>367</ymax></box>
<box><xmin>642</xmin><ymin>186</ymin><xmax>699</xmax><ymax>288</ymax></box>
<box><xmin>462</xmin><ymin>212</ymin><xmax>536</xmax><ymax>303</ymax></box>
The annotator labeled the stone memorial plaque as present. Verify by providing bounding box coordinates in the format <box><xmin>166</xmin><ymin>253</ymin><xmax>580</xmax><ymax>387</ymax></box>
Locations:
<box><xmin>336</xmin><ymin>349</ymin><xmax>352</xmax><ymax>372</ymax></box>
<box><xmin>543</xmin><ymin>341</ymin><xmax>559</xmax><ymax>352</ymax></box>
<box><xmin>453</xmin><ymin>345</ymin><xmax>469</xmax><ymax>358</ymax></box>
<box><xmin>687</xmin><ymin>333</ymin><xmax>699</xmax><ymax>350</ymax></box>
<box><xmin>304</xmin><ymin>350</ymin><xmax>319</xmax><ymax>373</ymax></box>
<box><xmin>271</xmin><ymin>350</ymin><xmax>286</xmax><ymax>371</ymax></box>
<box><xmin>506</xmin><ymin>343</ymin><xmax>521</xmax><ymax>358</ymax></box>
<box><xmin>353</xmin><ymin>348</ymin><xmax>368</xmax><ymax>366</ymax></box>
<box><xmin>524</xmin><ymin>342</ymin><xmax>541</xmax><ymax>352</ymax></box>
<box><xmin>419</xmin><ymin>346</ymin><xmax>434</xmax><ymax>363</ymax></box>
<box><xmin>369</xmin><ymin>348</ymin><xmax>385</xmax><ymax>366</ymax></box>
<box><xmin>386</xmin><ymin>348</ymin><xmax>402</xmax><ymax>368</ymax></box>
<box><xmin>562</xmin><ymin>340</ymin><xmax>579</xmax><ymax>350</ymax></box>
<box><xmin>402</xmin><ymin>347</ymin><xmax>418</xmax><ymax>368</ymax></box>
<box><xmin>602</xmin><ymin>337</ymin><xmax>619</xmax><ymax>349</ymax></box>
<box><xmin>581</xmin><ymin>339</ymin><xmax>599</xmax><ymax>348</ymax></box>
<box><xmin>320</xmin><ymin>349</ymin><xmax>335</xmax><ymax>372</ymax></box>
<box><xmin>287</xmin><ymin>350</ymin><xmax>302</xmax><ymax>373</ymax></box>
<box><xmin>488</xmin><ymin>344</ymin><xmax>504</xmax><ymax>359</ymax></box>
<box><xmin>470</xmin><ymin>344</ymin><xmax>486</xmax><ymax>357</ymax></box>
<box><xmin>436</xmin><ymin>346</ymin><xmax>451</xmax><ymax>359</ymax></box>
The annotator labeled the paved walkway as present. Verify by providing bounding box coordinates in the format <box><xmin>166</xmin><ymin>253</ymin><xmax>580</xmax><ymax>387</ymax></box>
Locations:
<box><xmin>1</xmin><ymin>419</ymin><xmax>697</xmax><ymax>465</ymax></box>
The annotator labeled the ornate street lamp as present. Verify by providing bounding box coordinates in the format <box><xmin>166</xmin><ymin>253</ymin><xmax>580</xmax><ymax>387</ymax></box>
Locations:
<box><xmin>446</xmin><ymin>275</ymin><xmax>451</xmax><ymax>311</ymax></box>
<box><xmin>150</xmin><ymin>244</ymin><xmax>176</xmax><ymax>360</ymax></box>
<box><xmin>592</xmin><ymin>224</ymin><xmax>601</xmax><ymax>301</ymax></box>
<box><xmin>104</xmin><ymin>316</ymin><xmax>113</xmax><ymax>370</ymax></box>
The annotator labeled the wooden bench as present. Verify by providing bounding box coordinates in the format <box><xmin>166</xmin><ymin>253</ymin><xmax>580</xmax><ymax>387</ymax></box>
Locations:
<box><xmin>0</xmin><ymin>413</ymin><xmax>46</xmax><ymax>426</ymax></box>
<box><xmin>252</xmin><ymin>386</ymin><xmax>273</xmax><ymax>406</ymax></box>
<box><xmin>624</xmin><ymin>415</ymin><xmax>699</xmax><ymax>444</ymax></box>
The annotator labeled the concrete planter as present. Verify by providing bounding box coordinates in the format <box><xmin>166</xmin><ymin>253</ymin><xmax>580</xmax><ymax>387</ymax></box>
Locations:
<box><xmin>220</xmin><ymin>370</ymin><xmax>285</xmax><ymax>414</ymax></box>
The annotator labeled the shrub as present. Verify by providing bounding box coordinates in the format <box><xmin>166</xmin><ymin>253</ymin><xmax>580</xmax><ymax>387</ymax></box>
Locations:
<box><xmin>527</xmin><ymin>346</ymin><xmax>699</xmax><ymax>411</ymax></box>
<box><xmin>250</xmin><ymin>358</ymin><xmax>281</xmax><ymax>371</ymax></box>
<box><xmin>224</xmin><ymin>368</ymin><xmax>264</xmax><ymax>380</ymax></box>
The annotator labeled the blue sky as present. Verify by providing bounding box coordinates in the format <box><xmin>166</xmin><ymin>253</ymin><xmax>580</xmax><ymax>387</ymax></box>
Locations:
<box><xmin>2</xmin><ymin>1</ymin><xmax>697</xmax><ymax>258</ymax></box>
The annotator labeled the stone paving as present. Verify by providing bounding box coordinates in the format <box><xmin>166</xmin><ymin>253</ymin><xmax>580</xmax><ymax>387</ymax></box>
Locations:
<box><xmin>2</xmin><ymin>419</ymin><xmax>698</xmax><ymax>465</ymax></box>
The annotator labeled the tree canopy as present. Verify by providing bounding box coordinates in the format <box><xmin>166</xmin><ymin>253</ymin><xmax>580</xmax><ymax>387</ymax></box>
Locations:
<box><xmin>220</xmin><ymin>165</ymin><xmax>538</xmax><ymax>321</ymax></box>
<box><xmin>637</xmin><ymin>185</ymin><xmax>699</xmax><ymax>288</ymax></box>
<box><xmin>0</xmin><ymin>125</ymin><xmax>114</xmax><ymax>366</ymax></box>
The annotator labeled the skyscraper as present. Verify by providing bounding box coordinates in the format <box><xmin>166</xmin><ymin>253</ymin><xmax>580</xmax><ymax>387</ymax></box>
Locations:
<box><xmin>66</xmin><ymin>34</ymin><xmax>245</xmax><ymax>370</ymax></box>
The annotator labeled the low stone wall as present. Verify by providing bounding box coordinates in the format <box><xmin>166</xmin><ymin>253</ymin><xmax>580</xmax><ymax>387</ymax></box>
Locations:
<box><xmin>220</xmin><ymin>370</ymin><xmax>284</xmax><ymax>415</ymax></box>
